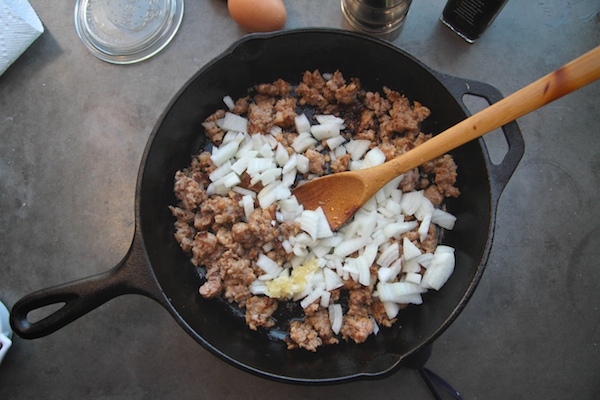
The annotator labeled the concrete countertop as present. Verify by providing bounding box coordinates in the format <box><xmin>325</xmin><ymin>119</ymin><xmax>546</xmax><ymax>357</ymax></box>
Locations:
<box><xmin>1</xmin><ymin>1</ymin><xmax>598</xmax><ymax>399</ymax></box>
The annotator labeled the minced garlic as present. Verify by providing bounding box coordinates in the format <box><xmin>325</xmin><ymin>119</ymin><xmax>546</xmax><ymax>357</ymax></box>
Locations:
<box><xmin>266</xmin><ymin>259</ymin><xmax>318</xmax><ymax>299</ymax></box>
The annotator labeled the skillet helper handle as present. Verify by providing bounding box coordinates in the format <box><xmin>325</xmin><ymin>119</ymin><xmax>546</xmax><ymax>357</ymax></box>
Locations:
<box><xmin>443</xmin><ymin>75</ymin><xmax>525</xmax><ymax>200</ymax></box>
<box><xmin>10</xmin><ymin>233</ymin><xmax>163</xmax><ymax>339</ymax></box>
<box><xmin>436</xmin><ymin>45</ymin><xmax>600</xmax><ymax>200</ymax></box>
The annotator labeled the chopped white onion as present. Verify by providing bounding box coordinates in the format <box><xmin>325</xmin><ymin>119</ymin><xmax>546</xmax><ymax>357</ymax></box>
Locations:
<box><xmin>432</xmin><ymin>208</ymin><xmax>457</xmax><ymax>230</ymax></box>
<box><xmin>345</xmin><ymin>139</ymin><xmax>371</xmax><ymax>161</ymax></box>
<box><xmin>400</xmin><ymin>190</ymin><xmax>424</xmax><ymax>216</ymax></box>
<box><xmin>296</xmin><ymin>154</ymin><xmax>310</xmax><ymax>174</ymax></box>
<box><xmin>220</xmin><ymin>112</ymin><xmax>248</xmax><ymax>133</ymax></box>
<box><xmin>256</xmin><ymin>254</ymin><xmax>283</xmax><ymax>278</ymax></box>
<box><xmin>328</xmin><ymin>304</ymin><xmax>343</xmax><ymax>334</ymax></box>
<box><xmin>275</xmin><ymin>143</ymin><xmax>290</xmax><ymax>167</ymax></box>
<box><xmin>376</xmin><ymin>242</ymin><xmax>400</xmax><ymax>269</ymax></box>
<box><xmin>420</xmin><ymin>247</ymin><xmax>455</xmax><ymax>290</ymax></box>
<box><xmin>325</xmin><ymin>135</ymin><xmax>346</xmax><ymax>150</ymax></box>
<box><xmin>294</xmin><ymin>113</ymin><xmax>311</xmax><ymax>133</ymax></box>
<box><xmin>403</xmin><ymin>237</ymin><xmax>422</xmax><ymax>260</ymax></box>
<box><xmin>310</xmin><ymin>123</ymin><xmax>341</xmax><ymax>140</ymax></box>
<box><xmin>292</xmin><ymin>132</ymin><xmax>317</xmax><ymax>153</ymax></box>
<box><xmin>362</xmin><ymin>147</ymin><xmax>386</xmax><ymax>169</ymax></box>
<box><xmin>418</xmin><ymin>213</ymin><xmax>432</xmax><ymax>242</ymax></box>
<box><xmin>211</xmin><ymin>141</ymin><xmax>239</xmax><ymax>167</ymax></box>
<box><xmin>223</xmin><ymin>95</ymin><xmax>235</xmax><ymax>110</ymax></box>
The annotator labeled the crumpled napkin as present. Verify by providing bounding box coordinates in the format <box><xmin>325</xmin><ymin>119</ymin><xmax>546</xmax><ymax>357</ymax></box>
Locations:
<box><xmin>0</xmin><ymin>0</ymin><xmax>44</xmax><ymax>76</ymax></box>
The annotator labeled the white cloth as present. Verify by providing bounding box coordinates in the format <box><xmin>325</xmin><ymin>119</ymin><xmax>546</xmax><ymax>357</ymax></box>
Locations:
<box><xmin>0</xmin><ymin>0</ymin><xmax>44</xmax><ymax>76</ymax></box>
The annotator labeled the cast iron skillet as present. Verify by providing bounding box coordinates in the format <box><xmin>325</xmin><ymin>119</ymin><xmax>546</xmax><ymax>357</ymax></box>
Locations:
<box><xmin>10</xmin><ymin>29</ymin><xmax>524</xmax><ymax>384</ymax></box>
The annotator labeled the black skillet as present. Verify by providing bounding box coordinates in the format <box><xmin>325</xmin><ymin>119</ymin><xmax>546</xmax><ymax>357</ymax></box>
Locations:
<box><xmin>10</xmin><ymin>29</ymin><xmax>524</xmax><ymax>384</ymax></box>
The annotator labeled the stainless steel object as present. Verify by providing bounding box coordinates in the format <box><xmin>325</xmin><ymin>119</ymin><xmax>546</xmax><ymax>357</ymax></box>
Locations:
<box><xmin>341</xmin><ymin>0</ymin><xmax>413</xmax><ymax>40</ymax></box>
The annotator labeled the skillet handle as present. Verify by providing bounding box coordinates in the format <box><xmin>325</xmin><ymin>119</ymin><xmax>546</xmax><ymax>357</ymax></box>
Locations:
<box><xmin>437</xmin><ymin>73</ymin><xmax>525</xmax><ymax>202</ymax></box>
<box><xmin>10</xmin><ymin>232</ymin><xmax>165</xmax><ymax>339</ymax></box>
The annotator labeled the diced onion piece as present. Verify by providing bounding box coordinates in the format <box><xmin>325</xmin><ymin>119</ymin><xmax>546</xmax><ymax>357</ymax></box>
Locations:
<box><xmin>403</xmin><ymin>237</ymin><xmax>422</xmax><ymax>260</ymax></box>
<box><xmin>296</xmin><ymin>154</ymin><xmax>310</xmax><ymax>174</ymax></box>
<box><xmin>314</xmin><ymin>207</ymin><xmax>334</xmax><ymax>238</ymax></box>
<box><xmin>345</xmin><ymin>139</ymin><xmax>371</xmax><ymax>161</ymax></box>
<box><xmin>220</xmin><ymin>112</ymin><xmax>248</xmax><ymax>133</ymax></box>
<box><xmin>282</xmin><ymin>240</ymin><xmax>293</xmax><ymax>254</ymax></box>
<box><xmin>349</xmin><ymin>160</ymin><xmax>363</xmax><ymax>171</ymax></box>
<box><xmin>383</xmin><ymin>221</ymin><xmax>419</xmax><ymax>239</ymax></box>
<box><xmin>383</xmin><ymin>175</ymin><xmax>404</xmax><ymax>196</ymax></box>
<box><xmin>376</xmin><ymin>281</ymin><xmax>426</xmax><ymax>305</ymax></box>
<box><xmin>371</xmin><ymin>316</ymin><xmax>379</xmax><ymax>335</ymax></box>
<box><xmin>219</xmin><ymin>171</ymin><xmax>241</xmax><ymax>188</ymax></box>
<box><xmin>415</xmin><ymin>252</ymin><xmax>434</xmax><ymax>268</ymax></box>
<box><xmin>333</xmin><ymin>236</ymin><xmax>368</xmax><ymax>258</ymax></box>
<box><xmin>361</xmin><ymin>243</ymin><xmax>379</xmax><ymax>268</ymax></box>
<box><xmin>356</xmin><ymin>256</ymin><xmax>371</xmax><ymax>286</ymax></box>
<box><xmin>246</xmin><ymin>157</ymin><xmax>274</xmax><ymax>176</ymax></box>
<box><xmin>376</xmin><ymin>242</ymin><xmax>400</xmax><ymax>269</ymax></box>
<box><xmin>384</xmin><ymin>199</ymin><xmax>403</xmax><ymax>216</ymax></box>
<box><xmin>361</xmin><ymin>147</ymin><xmax>386</xmax><ymax>169</ymax></box>
<box><xmin>256</xmin><ymin>253</ymin><xmax>283</xmax><ymax>278</ymax></box>
<box><xmin>378</xmin><ymin>258</ymin><xmax>402</xmax><ymax>283</ymax></box>
<box><xmin>257</xmin><ymin>182</ymin><xmax>281</xmax><ymax>209</ymax></box>
<box><xmin>259</xmin><ymin>143</ymin><xmax>274</xmax><ymax>158</ymax></box>
<box><xmin>208</xmin><ymin>160</ymin><xmax>232</xmax><ymax>181</ymax></box>
<box><xmin>241</xmin><ymin>195</ymin><xmax>254</xmax><ymax>221</ymax></box>
<box><xmin>328</xmin><ymin>304</ymin><xmax>343</xmax><ymax>334</ymax></box>
<box><xmin>310</xmin><ymin>123</ymin><xmax>340</xmax><ymax>140</ymax></box>
<box><xmin>421</xmin><ymin>247</ymin><xmax>455</xmax><ymax>290</ymax></box>
<box><xmin>232</xmin><ymin>186</ymin><xmax>256</xmax><ymax>198</ymax></box>
<box><xmin>334</xmin><ymin>145</ymin><xmax>347</xmax><ymax>158</ymax></box>
<box><xmin>249</xmin><ymin>279</ymin><xmax>268</xmax><ymax>295</ymax></box>
<box><xmin>315</xmin><ymin>115</ymin><xmax>345</xmax><ymax>126</ymax></box>
<box><xmin>402</xmin><ymin>257</ymin><xmax>422</xmax><ymax>273</ymax></box>
<box><xmin>295</xmin><ymin>113</ymin><xmax>311</xmax><ymax>133</ymax></box>
<box><xmin>221</xmin><ymin>130</ymin><xmax>238</xmax><ymax>145</ymax></box>
<box><xmin>292</xmin><ymin>132</ymin><xmax>317</xmax><ymax>153</ymax></box>
<box><xmin>325</xmin><ymin>135</ymin><xmax>346</xmax><ymax>150</ymax></box>
<box><xmin>223</xmin><ymin>95</ymin><xmax>235</xmax><ymax>110</ymax></box>
<box><xmin>211</xmin><ymin>141</ymin><xmax>239</xmax><ymax>167</ymax></box>
<box><xmin>300</xmin><ymin>287</ymin><xmax>324</xmax><ymax>309</ymax></box>
<box><xmin>405</xmin><ymin>272</ymin><xmax>422</xmax><ymax>285</ymax></box>
<box><xmin>415</xmin><ymin>196</ymin><xmax>435</xmax><ymax>222</ymax></box>
<box><xmin>300</xmin><ymin>210</ymin><xmax>319</xmax><ymax>241</ymax></box>
<box><xmin>275</xmin><ymin>143</ymin><xmax>290</xmax><ymax>167</ymax></box>
<box><xmin>319</xmin><ymin>235</ymin><xmax>344</xmax><ymax>247</ymax></box>
<box><xmin>264</xmin><ymin>132</ymin><xmax>278</xmax><ymax>148</ymax></box>
<box><xmin>418</xmin><ymin>213</ymin><xmax>432</xmax><ymax>242</ymax></box>
<box><xmin>259</xmin><ymin>167</ymin><xmax>282</xmax><ymax>186</ymax></box>
<box><xmin>323</xmin><ymin>268</ymin><xmax>344</xmax><ymax>291</ymax></box>
<box><xmin>282</xmin><ymin>153</ymin><xmax>297</xmax><ymax>174</ymax></box>
<box><xmin>400</xmin><ymin>190</ymin><xmax>424</xmax><ymax>216</ymax></box>
<box><xmin>432</xmin><ymin>208</ymin><xmax>457</xmax><ymax>230</ymax></box>
<box><xmin>382</xmin><ymin>301</ymin><xmax>400</xmax><ymax>319</ymax></box>
<box><xmin>320</xmin><ymin>290</ymin><xmax>331</xmax><ymax>308</ymax></box>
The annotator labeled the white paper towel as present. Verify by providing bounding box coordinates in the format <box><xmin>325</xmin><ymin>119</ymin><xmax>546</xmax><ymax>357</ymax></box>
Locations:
<box><xmin>0</xmin><ymin>0</ymin><xmax>44</xmax><ymax>76</ymax></box>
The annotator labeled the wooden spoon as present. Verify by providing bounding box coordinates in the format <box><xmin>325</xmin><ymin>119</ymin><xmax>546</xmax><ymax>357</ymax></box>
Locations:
<box><xmin>293</xmin><ymin>46</ymin><xmax>600</xmax><ymax>231</ymax></box>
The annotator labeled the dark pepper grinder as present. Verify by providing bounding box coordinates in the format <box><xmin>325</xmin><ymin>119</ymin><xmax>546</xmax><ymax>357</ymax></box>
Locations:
<box><xmin>440</xmin><ymin>0</ymin><xmax>509</xmax><ymax>43</ymax></box>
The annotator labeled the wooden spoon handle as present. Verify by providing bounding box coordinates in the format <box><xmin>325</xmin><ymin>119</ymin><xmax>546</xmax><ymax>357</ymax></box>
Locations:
<box><xmin>376</xmin><ymin>45</ymin><xmax>600</xmax><ymax>181</ymax></box>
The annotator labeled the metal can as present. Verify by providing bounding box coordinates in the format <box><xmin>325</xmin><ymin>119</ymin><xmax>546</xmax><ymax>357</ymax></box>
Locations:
<box><xmin>341</xmin><ymin>0</ymin><xmax>413</xmax><ymax>41</ymax></box>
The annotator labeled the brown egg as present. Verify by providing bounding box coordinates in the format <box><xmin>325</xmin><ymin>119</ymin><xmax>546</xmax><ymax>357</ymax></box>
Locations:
<box><xmin>228</xmin><ymin>0</ymin><xmax>287</xmax><ymax>32</ymax></box>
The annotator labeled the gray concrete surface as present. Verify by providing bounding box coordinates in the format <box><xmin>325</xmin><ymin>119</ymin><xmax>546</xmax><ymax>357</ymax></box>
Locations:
<box><xmin>1</xmin><ymin>1</ymin><xmax>598</xmax><ymax>399</ymax></box>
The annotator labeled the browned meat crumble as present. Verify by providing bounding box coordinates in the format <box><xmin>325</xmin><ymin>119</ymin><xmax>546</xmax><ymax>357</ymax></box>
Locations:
<box><xmin>170</xmin><ymin>70</ymin><xmax>460</xmax><ymax>351</ymax></box>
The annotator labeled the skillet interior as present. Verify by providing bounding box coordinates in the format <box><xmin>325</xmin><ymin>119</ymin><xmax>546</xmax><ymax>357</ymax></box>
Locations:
<box><xmin>137</xmin><ymin>29</ymin><xmax>492</xmax><ymax>382</ymax></box>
